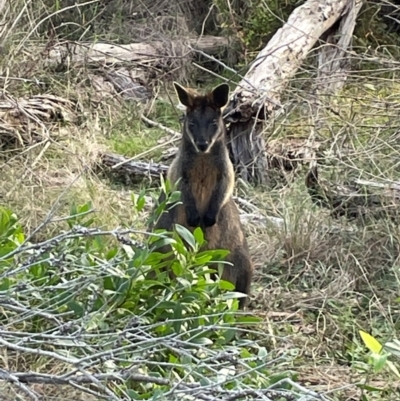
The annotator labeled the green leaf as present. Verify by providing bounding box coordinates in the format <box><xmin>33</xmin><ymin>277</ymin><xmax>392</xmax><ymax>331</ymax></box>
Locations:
<box><xmin>173</xmin><ymin>302</ymin><xmax>183</xmax><ymax>325</ymax></box>
<box><xmin>126</xmin><ymin>389</ymin><xmax>140</xmax><ymax>400</ymax></box>
<box><xmin>193</xmin><ymin>254</ymin><xmax>213</xmax><ymax>265</ymax></box>
<box><xmin>168</xmin><ymin>191</ymin><xmax>182</xmax><ymax>204</ymax></box>
<box><xmin>236</xmin><ymin>316</ymin><xmax>262</xmax><ymax>324</ymax></box>
<box><xmin>67</xmin><ymin>301</ymin><xmax>84</xmax><ymax>317</ymax></box>
<box><xmin>106</xmin><ymin>248</ymin><xmax>118</xmax><ymax>260</ymax></box>
<box><xmin>152</xmin><ymin>389</ymin><xmax>165</xmax><ymax>400</ymax></box>
<box><xmin>219</xmin><ymin>280</ymin><xmax>235</xmax><ymax>291</ymax></box>
<box><xmin>0</xmin><ymin>245</ymin><xmax>17</xmax><ymax>258</ymax></box>
<box><xmin>0</xmin><ymin>278</ymin><xmax>11</xmax><ymax>291</ymax></box>
<box><xmin>370</xmin><ymin>353</ymin><xmax>387</xmax><ymax>372</ymax></box>
<box><xmin>174</xmin><ymin>224</ymin><xmax>196</xmax><ymax>250</ymax></box>
<box><xmin>272</xmin><ymin>374</ymin><xmax>296</xmax><ymax>389</ymax></box>
<box><xmin>357</xmin><ymin>383</ymin><xmax>384</xmax><ymax>392</ymax></box>
<box><xmin>179</xmin><ymin>292</ymin><xmax>201</xmax><ymax>303</ymax></box>
<box><xmin>135</xmin><ymin>190</ymin><xmax>146</xmax><ymax>212</ymax></box>
<box><xmin>156</xmin><ymin>301</ymin><xmax>178</xmax><ymax>309</ymax></box>
<box><xmin>222</xmin><ymin>328</ymin><xmax>237</xmax><ymax>343</ymax></box>
<box><xmin>199</xmin><ymin>377</ymin><xmax>211</xmax><ymax>386</ymax></box>
<box><xmin>193</xmin><ymin>227</ymin><xmax>204</xmax><ymax>245</ymax></box>
<box><xmin>359</xmin><ymin>330</ymin><xmax>383</xmax><ymax>354</ymax></box>
<box><xmin>190</xmin><ymin>337</ymin><xmax>213</xmax><ymax>345</ymax></box>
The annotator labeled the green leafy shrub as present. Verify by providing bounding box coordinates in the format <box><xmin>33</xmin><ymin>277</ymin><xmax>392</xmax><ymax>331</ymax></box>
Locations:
<box><xmin>0</xmin><ymin>181</ymin><xmax>305</xmax><ymax>399</ymax></box>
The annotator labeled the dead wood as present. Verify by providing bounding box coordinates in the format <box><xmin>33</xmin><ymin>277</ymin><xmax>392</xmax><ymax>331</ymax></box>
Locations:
<box><xmin>0</xmin><ymin>93</ymin><xmax>80</xmax><ymax>149</ymax></box>
<box><xmin>223</xmin><ymin>0</ymin><xmax>357</xmax><ymax>184</ymax></box>
<box><xmin>315</xmin><ymin>0</ymin><xmax>363</xmax><ymax>95</ymax></box>
<box><xmin>100</xmin><ymin>152</ymin><xmax>169</xmax><ymax>182</ymax></box>
<box><xmin>46</xmin><ymin>36</ymin><xmax>232</xmax><ymax>66</ymax></box>
<box><xmin>305</xmin><ymin>163</ymin><xmax>400</xmax><ymax>220</ymax></box>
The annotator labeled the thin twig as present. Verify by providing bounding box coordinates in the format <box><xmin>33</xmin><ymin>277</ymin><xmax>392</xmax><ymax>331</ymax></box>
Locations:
<box><xmin>0</xmin><ymin>369</ymin><xmax>40</xmax><ymax>401</ymax></box>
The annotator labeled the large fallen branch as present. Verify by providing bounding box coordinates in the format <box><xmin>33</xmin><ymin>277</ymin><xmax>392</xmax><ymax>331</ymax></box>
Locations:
<box><xmin>45</xmin><ymin>36</ymin><xmax>232</xmax><ymax>66</ymax></box>
<box><xmin>223</xmin><ymin>0</ymin><xmax>359</xmax><ymax>184</ymax></box>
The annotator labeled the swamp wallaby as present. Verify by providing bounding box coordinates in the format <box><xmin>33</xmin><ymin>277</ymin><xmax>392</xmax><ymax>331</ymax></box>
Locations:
<box><xmin>151</xmin><ymin>82</ymin><xmax>254</xmax><ymax>309</ymax></box>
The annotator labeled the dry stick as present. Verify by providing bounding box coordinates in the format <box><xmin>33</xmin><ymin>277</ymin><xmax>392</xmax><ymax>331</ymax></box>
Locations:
<box><xmin>0</xmin><ymin>369</ymin><xmax>320</xmax><ymax>401</ymax></box>
<box><xmin>0</xmin><ymin>369</ymin><xmax>40</xmax><ymax>401</ymax></box>
<box><xmin>268</xmin><ymin>378</ymin><xmax>332</xmax><ymax>401</ymax></box>
<box><xmin>0</xmin><ymin>370</ymin><xmax>170</xmax><ymax>387</ymax></box>
<box><xmin>77</xmin><ymin>367</ymin><xmax>121</xmax><ymax>401</ymax></box>
<box><xmin>354</xmin><ymin>178</ymin><xmax>400</xmax><ymax>191</ymax></box>
<box><xmin>31</xmin><ymin>139</ymin><xmax>51</xmax><ymax>168</ymax></box>
<box><xmin>140</xmin><ymin>114</ymin><xmax>181</xmax><ymax>137</ymax></box>
<box><xmin>0</xmin><ymin>337</ymin><xmax>79</xmax><ymax>364</ymax></box>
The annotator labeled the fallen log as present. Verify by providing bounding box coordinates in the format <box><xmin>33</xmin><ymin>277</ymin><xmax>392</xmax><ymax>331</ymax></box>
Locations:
<box><xmin>223</xmin><ymin>0</ymin><xmax>360</xmax><ymax>184</ymax></box>
<box><xmin>100</xmin><ymin>152</ymin><xmax>168</xmax><ymax>180</ymax></box>
<box><xmin>45</xmin><ymin>36</ymin><xmax>232</xmax><ymax>66</ymax></box>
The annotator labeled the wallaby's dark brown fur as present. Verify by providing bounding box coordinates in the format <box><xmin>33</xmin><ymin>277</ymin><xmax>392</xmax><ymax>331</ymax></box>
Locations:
<box><xmin>150</xmin><ymin>82</ymin><xmax>254</xmax><ymax>309</ymax></box>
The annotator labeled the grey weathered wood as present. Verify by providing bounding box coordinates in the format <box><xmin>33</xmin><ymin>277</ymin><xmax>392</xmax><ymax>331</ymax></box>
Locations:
<box><xmin>223</xmin><ymin>0</ymin><xmax>356</xmax><ymax>184</ymax></box>
<box><xmin>316</xmin><ymin>0</ymin><xmax>363</xmax><ymax>95</ymax></box>
<box><xmin>46</xmin><ymin>36</ymin><xmax>232</xmax><ymax>66</ymax></box>
<box><xmin>100</xmin><ymin>152</ymin><xmax>168</xmax><ymax>179</ymax></box>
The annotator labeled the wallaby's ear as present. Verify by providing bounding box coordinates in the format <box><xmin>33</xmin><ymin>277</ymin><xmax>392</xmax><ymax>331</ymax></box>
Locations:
<box><xmin>173</xmin><ymin>82</ymin><xmax>193</xmax><ymax>108</ymax></box>
<box><xmin>211</xmin><ymin>83</ymin><xmax>230</xmax><ymax>109</ymax></box>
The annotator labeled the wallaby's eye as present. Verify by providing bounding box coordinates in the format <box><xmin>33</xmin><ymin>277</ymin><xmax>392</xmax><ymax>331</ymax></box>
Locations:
<box><xmin>212</xmin><ymin>119</ymin><xmax>218</xmax><ymax>127</ymax></box>
<box><xmin>188</xmin><ymin>120</ymin><xmax>195</xmax><ymax>127</ymax></box>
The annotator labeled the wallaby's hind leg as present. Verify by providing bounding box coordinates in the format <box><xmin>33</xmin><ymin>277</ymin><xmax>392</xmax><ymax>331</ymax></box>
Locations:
<box><xmin>222</xmin><ymin>246</ymin><xmax>254</xmax><ymax>309</ymax></box>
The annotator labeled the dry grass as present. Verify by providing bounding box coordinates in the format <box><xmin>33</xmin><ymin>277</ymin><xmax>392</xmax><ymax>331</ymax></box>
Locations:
<box><xmin>1</xmin><ymin>1</ymin><xmax>400</xmax><ymax>400</ymax></box>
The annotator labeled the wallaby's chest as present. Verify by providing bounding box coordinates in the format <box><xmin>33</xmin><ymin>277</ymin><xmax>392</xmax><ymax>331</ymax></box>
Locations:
<box><xmin>187</xmin><ymin>157</ymin><xmax>218</xmax><ymax>213</ymax></box>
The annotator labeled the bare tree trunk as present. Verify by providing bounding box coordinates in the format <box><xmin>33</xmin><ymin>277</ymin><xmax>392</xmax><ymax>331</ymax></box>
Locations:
<box><xmin>224</xmin><ymin>0</ymin><xmax>358</xmax><ymax>184</ymax></box>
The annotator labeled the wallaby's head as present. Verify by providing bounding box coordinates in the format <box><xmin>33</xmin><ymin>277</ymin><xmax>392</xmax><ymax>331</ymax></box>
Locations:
<box><xmin>173</xmin><ymin>82</ymin><xmax>230</xmax><ymax>154</ymax></box>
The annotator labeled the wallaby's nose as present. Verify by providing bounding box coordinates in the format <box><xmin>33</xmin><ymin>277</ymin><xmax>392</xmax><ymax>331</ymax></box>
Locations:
<box><xmin>197</xmin><ymin>141</ymin><xmax>209</xmax><ymax>152</ymax></box>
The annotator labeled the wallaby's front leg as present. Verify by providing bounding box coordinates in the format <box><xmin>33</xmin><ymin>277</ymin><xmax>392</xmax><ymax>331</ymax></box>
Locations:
<box><xmin>181</xmin><ymin>172</ymin><xmax>201</xmax><ymax>227</ymax></box>
<box><xmin>203</xmin><ymin>172</ymin><xmax>231</xmax><ymax>227</ymax></box>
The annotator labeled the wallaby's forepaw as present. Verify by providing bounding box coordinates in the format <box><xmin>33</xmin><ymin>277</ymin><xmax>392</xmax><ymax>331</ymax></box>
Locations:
<box><xmin>203</xmin><ymin>209</ymin><xmax>217</xmax><ymax>227</ymax></box>
<box><xmin>186</xmin><ymin>208</ymin><xmax>201</xmax><ymax>227</ymax></box>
